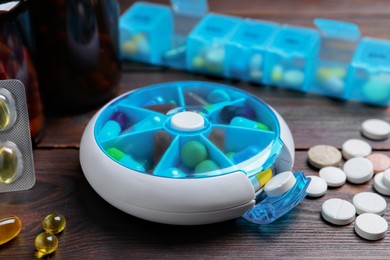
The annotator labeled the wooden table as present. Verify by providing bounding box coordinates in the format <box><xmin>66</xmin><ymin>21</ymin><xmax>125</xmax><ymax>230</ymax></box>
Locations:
<box><xmin>3</xmin><ymin>0</ymin><xmax>390</xmax><ymax>258</ymax></box>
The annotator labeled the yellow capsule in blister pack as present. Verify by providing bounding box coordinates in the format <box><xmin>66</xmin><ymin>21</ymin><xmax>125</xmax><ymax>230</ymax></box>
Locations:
<box><xmin>0</xmin><ymin>89</ymin><xmax>16</xmax><ymax>132</ymax></box>
<box><xmin>0</xmin><ymin>141</ymin><xmax>23</xmax><ymax>184</ymax></box>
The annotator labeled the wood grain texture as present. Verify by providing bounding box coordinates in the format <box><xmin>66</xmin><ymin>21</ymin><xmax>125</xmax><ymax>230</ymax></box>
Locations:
<box><xmin>2</xmin><ymin>0</ymin><xmax>390</xmax><ymax>259</ymax></box>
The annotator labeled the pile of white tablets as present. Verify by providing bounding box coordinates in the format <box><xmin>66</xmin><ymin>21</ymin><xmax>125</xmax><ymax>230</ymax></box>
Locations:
<box><xmin>306</xmin><ymin>118</ymin><xmax>390</xmax><ymax>240</ymax></box>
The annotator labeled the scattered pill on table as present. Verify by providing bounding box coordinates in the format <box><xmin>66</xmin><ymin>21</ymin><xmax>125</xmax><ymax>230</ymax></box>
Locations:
<box><xmin>342</xmin><ymin>139</ymin><xmax>372</xmax><ymax>160</ymax></box>
<box><xmin>306</xmin><ymin>176</ymin><xmax>327</xmax><ymax>197</ymax></box>
<box><xmin>352</xmin><ymin>192</ymin><xmax>387</xmax><ymax>215</ymax></box>
<box><xmin>321</xmin><ymin>198</ymin><xmax>356</xmax><ymax>225</ymax></box>
<box><xmin>42</xmin><ymin>213</ymin><xmax>66</xmax><ymax>235</ymax></box>
<box><xmin>264</xmin><ymin>171</ymin><xmax>296</xmax><ymax>197</ymax></box>
<box><xmin>308</xmin><ymin>145</ymin><xmax>342</xmax><ymax>169</ymax></box>
<box><xmin>0</xmin><ymin>215</ymin><xmax>22</xmax><ymax>245</ymax></box>
<box><xmin>318</xmin><ymin>166</ymin><xmax>346</xmax><ymax>187</ymax></box>
<box><xmin>354</xmin><ymin>213</ymin><xmax>388</xmax><ymax>241</ymax></box>
<box><xmin>365</xmin><ymin>153</ymin><xmax>390</xmax><ymax>173</ymax></box>
<box><xmin>343</xmin><ymin>157</ymin><xmax>374</xmax><ymax>184</ymax></box>
<box><xmin>382</xmin><ymin>169</ymin><xmax>390</xmax><ymax>188</ymax></box>
<box><xmin>374</xmin><ymin>171</ymin><xmax>390</xmax><ymax>196</ymax></box>
<box><xmin>34</xmin><ymin>232</ymin><xmax>58</xmax><ymax>258</ymax></box>
<box><xmin>361</xmin><ymin>119</ymin><xmax>390</xmax><ymax>140</ymax></box>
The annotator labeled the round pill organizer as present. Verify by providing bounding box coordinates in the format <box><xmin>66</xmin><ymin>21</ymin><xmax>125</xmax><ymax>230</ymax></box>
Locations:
<box><xmin>80</xmin><ymin>81</ymin><xmax>310</xmax><ymax>225</ymax></box>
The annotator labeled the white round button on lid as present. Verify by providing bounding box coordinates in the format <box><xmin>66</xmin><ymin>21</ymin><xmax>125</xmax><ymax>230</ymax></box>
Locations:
<box><xmin>264</xmin><ymin>171</ymin><xmax>296</xmax><ymax>197</ymax></box>
<box><xmin>321</xmin><ymin>198</ymin><xmax>356</xmax><ymax>225</ymax></box>
<box><xmin>171</xmin><ymin>111</ymin><xmax>205</xmax><ymax>131</ymax></box>
<box><xmin>306</xmin><ymin>176</ymin><xmax>327</xmax><ymax>197</ymax></box>
<box><xmin>355</xmin><ymin>213</ymin><xmax>388</xmax><ymax>240</ymax></box>
<box><xmin>343</xmin><ymin>157</ymin><xmax>374</xmax><ymax>184</ymax></box>
<box><xmin>353</xmin><ymin>192</ymin><xmax>387</xmax><ymax>215</ymax></box>
<box><xmin>319</xmin><ymin>167</ymin><xmax>346</xmax><ymax>187</ymax></box>
<box><xmin>361</xmin><ymin>119</ymin><xmax>390</xmax><ymax>140</ymax></box>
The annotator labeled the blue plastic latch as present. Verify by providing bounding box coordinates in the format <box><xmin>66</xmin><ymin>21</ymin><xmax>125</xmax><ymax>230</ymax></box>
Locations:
<box><xmin>314</xmin><ymin>18</ymin><xmax>360</xmax><ymax>42</ymax></box>
<box><xmin>242</xmin><ymin>171</ymin><xmax>310</xmax><ymax>224</ymax></box>
<box><xmin>170</xmin><ymin>0</ymin><xmax>208</xmax><ymax>17</ymax></box>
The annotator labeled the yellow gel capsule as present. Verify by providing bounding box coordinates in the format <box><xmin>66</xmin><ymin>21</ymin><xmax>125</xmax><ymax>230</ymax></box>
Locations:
<box><xmin>0</xmin><ymin>96</ymin><xmax>10</xmax><ymax>130</ymax></box>
<box><xmin>42</xmin><ymin>213</ymin><xmax>66</xmax><ymax>234</ymax></box>
<box><xmin>0</xmin><ymin>145</ymin><xmax>19</xmax><ymax>184</ymax></box>
<box><xmin>34</xmin><ymin>232</ymin><xmax>58</xmax><ymax>258</ymax></box>
<box><xmin>0</xmin><ymin>215</ymin><xmax>22</xmax><ymax>245</ymax></box>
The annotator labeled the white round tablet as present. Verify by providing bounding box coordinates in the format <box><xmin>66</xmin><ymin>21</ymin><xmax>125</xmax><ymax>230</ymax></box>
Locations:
<box><xmin>321</xmin><ymin>198</ymin><xmax>356</xmax><ymax>225</ymax></box>
<box><xmin>374</xmin><ymin>171</ymin><xmax>390</xmax><ymax>196</ymax></box>
<box><xmin>306</xmin><ymin>176</ymin><xmax>327</xmax><ymax>197</ymax></box>
<box><xmin>319</xmin><ymin>167</ymin><xmax>346</xmax><ymax>187</ymax></box>
<box><xmin>343</xmin><ymin>157</ymin><xmax>374</xmax><ymax>184</ymax></box>
<box><xmin>355</xmin><ymin>213</ymin><xmax>388</xmax><ymax>240</ymax></box>
<box><xmin>361</xmin><ymin>119</ymin><xmax>390</xmax><ymax>140</ymax></box>
<box><xmin>264</xmin><ymin>171</ymin><xmax>296</xmax><ymax>197</ymax></box>
<box><xmin>353</xmin><ymin>192</ymin><xmax>387</xmax><ymax>215</ymax></box>
<box><xmin>382</xmin><ymin>169</ymin><xmax>390</xmax><ymax>188</ymax></box>
<box><xmin>342</xmin><ymin>139</ymin><xmax>372</xmax><ymax>160</ymax></box>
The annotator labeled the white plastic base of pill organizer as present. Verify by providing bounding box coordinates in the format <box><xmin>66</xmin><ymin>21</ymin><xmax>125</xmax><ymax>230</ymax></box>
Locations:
<box><xmin>79</xmin><ymin>82</ymin><xmax>295</xmax><ymax>225</ymax></box>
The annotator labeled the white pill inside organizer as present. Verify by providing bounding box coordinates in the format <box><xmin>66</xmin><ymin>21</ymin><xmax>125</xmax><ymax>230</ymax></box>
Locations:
<box><xmin>355</xmin><ymin>213</ymin><xmax>388</xmax><ymax>240</ymax></box>
<box><xmin>382</xmin><ymin>169</ymin><xmax>390</xmax><ymax>188</ymax></box>
<box><xmin>264</xmin><ymin>171</ymin><xmax>296</xmax><ymax>197</ymax></box>
<box><xmin>374</xmin><ymin>171</ymin><xmax>390</xmax><ymax>196</ymax></box>
<box><xmin>319</xmin><ymin>166</ymin><xmax>346</xmax><ymax>187</ymax></box>
<box><xmin>342</xmin><ymin>139</ymin><xmax>372</xmax><ymax>160</ymax></box>
<box><xmin>361</xmin><ymin>119</ymin><xmax>390</xmax><ymax>140</ymax></box>
<box><xmin>343</xmin><ymin>157</ymin><xmax>374</xmax><ymax>184</ymax></box>
<box><xmin>321</xmin><ymin>198</ymin><xmax>356</xmax><ymax>225</ymax></box>
<box><xmin>353</xmin><ymin>192</ymin><xmax>387</xmax><ymax>215</ymax></box>
<box><xmin>306</xmin><ymin>176</ymin><xmax>327</xmax><ymax>197</ymax></box>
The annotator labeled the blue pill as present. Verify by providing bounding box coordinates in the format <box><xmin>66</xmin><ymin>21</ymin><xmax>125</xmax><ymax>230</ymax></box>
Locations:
<box><xmin>230</xmin><ymin>116</ymin><xmax>270</xmax><ymax>131</ymax></box>
<box><xmin>220</xmin><ymin>105</ymin><xmax>256</xmax><ymax>123</ymax></box>
<box><xmin>98</xmin><ymin>112</ymin><xmax>128</xmax><ymax>139</ymax></box>
<box><xmin>207</xmin><ymin>89</ymin><xmax>231</xmax><ymax>104</ymax></box>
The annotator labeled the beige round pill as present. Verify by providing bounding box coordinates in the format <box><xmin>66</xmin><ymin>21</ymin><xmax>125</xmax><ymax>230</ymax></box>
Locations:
<box><xmin>366</xmin><ymin>153</ymin><xmax>390</xmax><ymax>173</ymax></box>
<box><xmin>308</xmin><ymin>145</ymin><xmax>342</xmax><ymax>169</ymax></box>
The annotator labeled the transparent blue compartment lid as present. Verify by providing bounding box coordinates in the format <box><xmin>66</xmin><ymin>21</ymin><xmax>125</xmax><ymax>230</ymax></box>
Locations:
<box><xmin>352</xmin><ymin>37</ymin><xmax>390</xmax><ymax>71</ymax></box>
<box><xmin>230</xmin><ymin>19</ymin><xmax>280</xmax><ymax>49</ymax></box>
<box><xmin>94</xmin><ymin>81</ymin><xmax>284</xmax><ymax>180</ymax></box>
<box><xmin>314</xmin><ymin>18</ymin><xmax>360</xmax><ymax>42</ymax></box>
<box><xmin>269</xmin><ymin>25</ymin><xmax>320</xmax><ymax>57</ymax></box>
<box><xmin>171</xmin><ymin>0</ymin><xmax>208</xmax><ymax>17</ymax></box>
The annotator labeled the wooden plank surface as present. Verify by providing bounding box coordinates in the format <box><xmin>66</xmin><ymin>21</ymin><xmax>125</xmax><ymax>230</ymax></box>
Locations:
<box><xmin>3</xmin><ymin>0</ymin><xmax>390</xmax><ymax>259</ymax></box>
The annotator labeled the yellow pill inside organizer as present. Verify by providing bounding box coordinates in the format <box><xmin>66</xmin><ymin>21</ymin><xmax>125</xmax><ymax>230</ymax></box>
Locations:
<box><xmin>0</xmin><ymin>215</ymin><xmax>22</xmax><ymax>245</ymax></box>
<box><xmin>0</xmin><ymin>142</ymin><xmax>23</xmax><ymax>184</ymax></box>
<box><xmin>0</xmin><ymin>90</ymin><xmax>17</xmax><ymax>131</ymax></box>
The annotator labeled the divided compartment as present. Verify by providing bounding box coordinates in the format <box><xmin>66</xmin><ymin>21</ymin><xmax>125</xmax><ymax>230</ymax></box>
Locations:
<box><xmin>265</xmin><ymin>25</ymin><xmax>320</xmax><ymax>91</ymax></box>
<box><xmin>124</xmin><ymin>84</ymin><xmax>184</xmax><ymax>114</ymax></box>
<box><xmin>207</xmin><ymin>125</ymin><xmax>282</xmax><ymax>178</ymax></box>
<box><xmin>95</xmin><ymin>104</ymin><xmax>166</xmax><ymax>141</ymax></box>
<box><xmin>243</xmin><ymin>171</ymin><xmax>310</xmax><ymax>224</ymax></box>
<box><xmin>153</xmin><ymin>135</ymin><xmax>234</xmax><ymax>178</ymax></box>
<box><xmin>99</xmin><ymin>129</ymin><xmax>174</xmax><ymax>173</ymax></box>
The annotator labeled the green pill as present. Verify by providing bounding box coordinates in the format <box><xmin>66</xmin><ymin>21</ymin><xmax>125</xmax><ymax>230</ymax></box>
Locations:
<box><xmin>180</xmin><ymin>141</ymin><xmax>208</xmax><ymax>168</ymax></box>
<box><xmin>194</xmin><ymin>160</ymin><xmax>219</xmax><ymax>173</ymax></box>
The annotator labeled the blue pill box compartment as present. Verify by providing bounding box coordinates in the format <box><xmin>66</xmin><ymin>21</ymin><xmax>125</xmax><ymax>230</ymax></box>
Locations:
<box><xmin>225</xmin><ymin>19</ymin><xmax>280</xmax><ymax>83</ymax></box>
<box><xmin>94</xmin><ymin>82</ymin><xmax>283</xmax><ymax>179</ymax></box>
<box><xmin>265</xmin><ymin>25</ymin><xmax>320</xmax><ymax>90</ymax></box>
<box><xmin>186</xmin><ymin>14</ymin><xmax>242</xmax><ymax>76</ymax></box>
<box><xmin>120</xmin><ymin>2</ymin><xmax>173</xmax><ymax>64</ymax></box>
<box><xmin>308</xmin><ymin>19</ymin><xmax>360</xmax><ymax>98</ymax></box>
<box><xmin>346</xmin><ymin>38</ymin><xmax>390</xmax><ymax>106</ymax></box>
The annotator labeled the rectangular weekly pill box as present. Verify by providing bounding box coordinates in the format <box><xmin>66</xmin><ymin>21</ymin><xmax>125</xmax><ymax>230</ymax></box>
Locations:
<box><xmin>308</xmin><ymin>19</ymin><xmax>360</xmax><ymax>99</ymax></box>
<box><xmin>186</xmin><ymin>13</ymin><xmax>242</xmax><ymax>76</ymax></box>
<box><xmin>346</xmin><ymin>37</ymin><xmax>390</xmax><ymax>106</ymax></box>
<box><xmin>225</xmin><ymin>19</ymin><xmax>280</xmax><ymax>84</ymax></box>
<box><xmin>264</xmin><ymin>25</ymin><xmax>320</xmax><ymax>91</ymax></box>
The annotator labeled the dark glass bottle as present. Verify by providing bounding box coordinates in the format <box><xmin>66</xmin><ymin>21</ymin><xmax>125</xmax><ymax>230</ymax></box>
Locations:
<box><xmin>29</xmin><ymin>0</ymin><xmax>121</xmax><ymax>112</ymax></box>
<box><xmin>0</xmin><ymin>0</ymin><xmax>45</xmax><ymax>144</ymax></box>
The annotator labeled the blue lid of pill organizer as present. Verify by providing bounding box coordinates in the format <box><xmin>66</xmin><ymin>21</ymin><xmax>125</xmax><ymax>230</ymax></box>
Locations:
<box><xmin>269</xmin><ymin>25</ymin><xmax>320</xmax><ymax>57</ymax></box>
<box><xmin>120</xmin><ymin>2</ymin><xmax>172</xmax><ymax>31</ymax></box>
<box><xmin>170</xmin><ymin>0</ymin><xmax>208</xmax><ymax>17</ymax></box>
<box><xmin>94</xmin><ymin>81</ymin><xmax>283</xmax><ymax>179</ymax></box>
<box><xmin>230</xmin><ymin>19</ymin><xmax>280</xmax><ymax>48</ymax></box>
<box><xmin>352</xmin><ymin>37</ymin><xmax>390</xmax><ymax>71</ymax></box>
<box><xmin>189</xmin><ymin>13</ymin><xmax>242</xmax><ymax>40</ymax></box>
<box><xmin>314</xmin><ymin>18</ymin><xmax>360</xmax><ymax>41</ymax></box>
